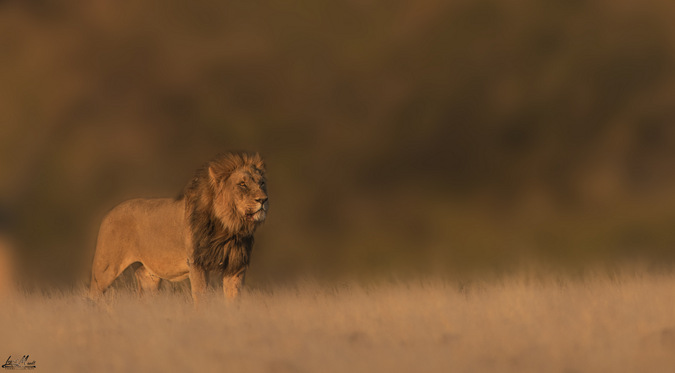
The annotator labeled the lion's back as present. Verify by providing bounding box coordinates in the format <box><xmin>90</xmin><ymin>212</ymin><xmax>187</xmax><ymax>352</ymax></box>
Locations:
<box><xmin>97</xmin><ymin>198</ymin><xmax>188</xmax><ymax>258</ymax></box>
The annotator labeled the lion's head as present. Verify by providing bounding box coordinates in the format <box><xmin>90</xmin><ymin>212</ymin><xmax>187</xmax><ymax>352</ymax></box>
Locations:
<box><xmin>180</xmin><ymin>152</ymin><xmax>268</xmax><ymax>270</ymax></box>
<box><xmin>208</xmin><ymin>153</ymin><xmax>268</xmax><ymax>228</ymax></box>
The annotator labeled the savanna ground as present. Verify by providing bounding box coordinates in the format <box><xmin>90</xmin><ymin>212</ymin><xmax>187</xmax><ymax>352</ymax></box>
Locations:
<box><xmin>2</xmin><ymin>270</ymin><xmax>675</xmax><ymax>373</ymax></box>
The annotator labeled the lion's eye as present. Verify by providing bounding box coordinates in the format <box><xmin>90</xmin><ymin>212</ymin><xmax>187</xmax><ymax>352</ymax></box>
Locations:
<box><xmin>238</xmin><ymin>182</ymin><xmax>247</xmax><ymax>189</ymax></box>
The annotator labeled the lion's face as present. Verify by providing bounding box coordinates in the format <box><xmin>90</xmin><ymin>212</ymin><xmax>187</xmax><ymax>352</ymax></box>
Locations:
<box><xmin>209</xmin><ymin>165</ymin><xmax>268</xmax><ymax>228</ymax></box>
<box><xmin>228</xmin><ymin>167</ymin><xmax>268</xmax><ymax>223</ymax></box>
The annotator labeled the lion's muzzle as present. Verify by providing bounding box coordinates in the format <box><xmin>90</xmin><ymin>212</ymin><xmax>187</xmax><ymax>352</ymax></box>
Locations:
<box><xmin>245</xmin><ymin>197</ymin><xmax>268</xmax><ymax>222</ymax></box>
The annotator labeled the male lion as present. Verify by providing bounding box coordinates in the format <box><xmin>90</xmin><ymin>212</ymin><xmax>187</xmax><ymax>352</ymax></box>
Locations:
<box><xmin>89</xmin><ymin>152</ymin><xmax>268</xmax><ymax>304</ymax></box>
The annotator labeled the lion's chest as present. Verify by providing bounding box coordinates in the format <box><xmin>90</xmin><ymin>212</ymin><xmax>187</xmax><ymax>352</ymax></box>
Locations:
<box><xmin>193</xmin><ymin>234</ymin><xmax>253</xmax><ymax>273</ymax></box>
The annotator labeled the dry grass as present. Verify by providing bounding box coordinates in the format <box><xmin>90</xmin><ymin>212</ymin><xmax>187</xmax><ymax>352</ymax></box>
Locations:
<box><xmin>2</xmin><ymin>272</ymin><xmax>675</xmax><ymax>373</ymax></box>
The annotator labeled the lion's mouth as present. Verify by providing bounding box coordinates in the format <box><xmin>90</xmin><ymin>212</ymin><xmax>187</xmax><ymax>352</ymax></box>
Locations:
<box><xmin>245</xmin><ymin>209</ymin><xmax>266</xmax><ymax>222</ymax></box>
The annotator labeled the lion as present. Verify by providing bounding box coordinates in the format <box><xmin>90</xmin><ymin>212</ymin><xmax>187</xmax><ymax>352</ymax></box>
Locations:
<box><xmin>89</xmin><ymin>152</ymin><xmax>268</xmax><ymax>304</ymax></box>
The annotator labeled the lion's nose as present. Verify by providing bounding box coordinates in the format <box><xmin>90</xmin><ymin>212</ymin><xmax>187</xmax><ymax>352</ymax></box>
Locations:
<box><xmin>256</xmin><ymin>197</ymin><xmax>268</xmax><ymax>205</ymax></box>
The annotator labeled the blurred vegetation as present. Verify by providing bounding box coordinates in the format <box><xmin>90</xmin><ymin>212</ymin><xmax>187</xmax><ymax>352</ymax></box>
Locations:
<box><xmin>3</xmin><ymin>0</ymin><xmax>675</xmax><ymax>286</ymax></box>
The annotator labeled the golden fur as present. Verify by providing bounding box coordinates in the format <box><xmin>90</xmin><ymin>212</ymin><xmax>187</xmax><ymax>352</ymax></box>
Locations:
<box><xmin>89</xmin><ymin>152</ymin><xmax>268</xmax><ymax>303</ymax></box>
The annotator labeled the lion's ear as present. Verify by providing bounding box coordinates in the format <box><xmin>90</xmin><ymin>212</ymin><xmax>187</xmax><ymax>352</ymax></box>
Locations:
<box><xmin>208</xmin><ymin>165</ymin><xmax>220</xmax><ymax>183</ymax></box>
<box><xmin>253</xmin><ymin>153</ymin><xmax>266</xmax><ymax>173</ymax></box>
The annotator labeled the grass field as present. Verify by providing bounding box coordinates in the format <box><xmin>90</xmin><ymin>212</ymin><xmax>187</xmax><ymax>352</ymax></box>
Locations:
<box><xmin>2</xmin><ymin>271</ymin><xmax>675</xmax><ymax>373</ymax></box>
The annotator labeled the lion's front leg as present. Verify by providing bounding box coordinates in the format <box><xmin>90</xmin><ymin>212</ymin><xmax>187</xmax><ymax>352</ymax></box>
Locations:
<box><xmin>223</xmin><ymin>270</ymin><xmax>246</xmax><ymax>299</ymax></box>
<box><xmin>189</xmin><ymin>266</ymin><xmax>208</xmax><ymax>306</ymax></box>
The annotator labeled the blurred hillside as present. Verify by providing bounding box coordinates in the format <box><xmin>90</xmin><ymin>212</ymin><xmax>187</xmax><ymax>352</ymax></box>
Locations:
<box><xmin>3</xmin><ymin>0</ymin><xmax>675</xmax><ymax>286</ymax></box>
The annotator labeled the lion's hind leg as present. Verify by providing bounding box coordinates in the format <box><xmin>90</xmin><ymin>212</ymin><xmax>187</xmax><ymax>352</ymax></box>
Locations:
<box><xmin>89</xmin><ymin>257</ymin><xmax>131</xmax><ymax>299</ymax></box>
<box><xmin>135</xmin><ymin>264</ymin><xmax>161</xmax><ymax>294</ymax></box>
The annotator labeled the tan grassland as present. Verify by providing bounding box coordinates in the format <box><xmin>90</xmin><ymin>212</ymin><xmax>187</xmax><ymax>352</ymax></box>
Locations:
<box><xmin>1</xmin><ymin>272</ymin><xmax>675</xmax><ymax>373</ymax></box>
